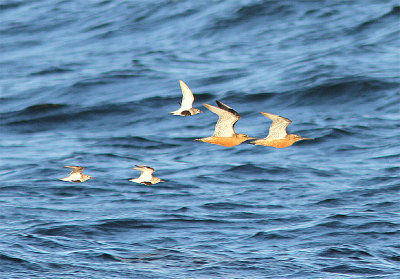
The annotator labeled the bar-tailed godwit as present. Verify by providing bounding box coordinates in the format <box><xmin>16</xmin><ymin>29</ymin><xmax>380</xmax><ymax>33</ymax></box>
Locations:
<box><xmin>250</xmin><ymin>112</ymin><xmax>313</xmax><ymax>148</ymax></box>
<box><xmin>195</xmin><ymin>100</ymin><xmax>254</xmax><ymax>147</ymax></box>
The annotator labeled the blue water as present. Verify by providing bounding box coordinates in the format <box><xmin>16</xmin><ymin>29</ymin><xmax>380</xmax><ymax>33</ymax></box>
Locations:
<box><xmin>1</xmin><ymin>1</ymin><xmax>400</xmax><ymax>278</ymax></box>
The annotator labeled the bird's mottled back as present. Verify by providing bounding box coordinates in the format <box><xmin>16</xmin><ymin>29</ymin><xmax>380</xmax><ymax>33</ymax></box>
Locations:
<box><xmin>64</xmin><ymin>166</ymin><xmax>84</xmax><ymax>174</ymax></box>
<box><xmin>60</xmin><ymin>166</ymin><xmax>92</xmax><ymax>182</ymax></box>
<box><xmin>130</xmin><ymin>165</ymin><xmax>164</xmax><ymax>185</ymax></box>
<box><xmin>203</xmin><ymin>100</ymin><xmax>241</xmax><ymax>137</ymax></box>
<box><xmin>262</xmin><ymin>112</ymin><xmax>292</xmax><ymax>139</ymax></box>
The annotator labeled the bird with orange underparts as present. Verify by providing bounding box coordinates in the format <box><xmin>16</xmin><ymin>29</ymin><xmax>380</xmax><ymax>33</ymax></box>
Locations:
<box><xmin>195</xmin><ymin>100</ymin><xmax>255</xmax><ymax>147</ymax></box>
<box><xmin>129</xmin><ymin>165</ymin><xmax>164</xmax><ymax>185</ymax></box>
<box><xmin>60</xmin><ymin>166</ymin><xmax>94</xmax><ymax>183</ymax></box>
<box><xmin>250</xmin><ymin>112</ymin><xmax>313</xmax><ymax>148</ymax></box>
<box><xmin>170</xmin><ymin>80</ymin><xmax>202</xmax><ymax>116</ymax></box>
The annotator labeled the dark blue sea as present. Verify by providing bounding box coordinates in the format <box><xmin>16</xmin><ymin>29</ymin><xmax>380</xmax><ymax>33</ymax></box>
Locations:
<box><xmin>1</xmin><ymin>1</ymin><xmax>399</xmax><ymax>278</ymax></box>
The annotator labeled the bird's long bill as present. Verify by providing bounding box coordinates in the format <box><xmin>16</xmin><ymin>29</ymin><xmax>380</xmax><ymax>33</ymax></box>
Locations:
<box><xmin>246</xmin><ymin>137</ymin><xmax>256</xmax><ymax>140</ymax></box>
<box><xmin>246</xmin><ymin>139</ymin><xmax>258</xmax><ymax>144</ymax></box>
<box><xmin>160</xmin><ymin>179</ymin><xmax>166</xmax><ymax>182</ymax></box>
<box><xmin>300</xmin><ymin>137</ymin><xmax>314</xmax><ymax>140</ymax></box>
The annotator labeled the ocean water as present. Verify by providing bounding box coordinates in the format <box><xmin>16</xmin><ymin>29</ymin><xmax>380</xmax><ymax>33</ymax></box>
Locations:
<box><xmin>1</xmin><ymin>0</ymin><xmax>399</xmax><ymax>278</ymax></box>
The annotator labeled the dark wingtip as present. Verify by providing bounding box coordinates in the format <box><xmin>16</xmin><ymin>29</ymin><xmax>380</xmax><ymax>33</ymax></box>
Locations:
<box><xmin>215</xmin><ymin>100</ymin><xmax>226</xmax><ymax>108</ymax></box>
<box><xmin>215</xmin><ymin>100</ymin><xmax>240</xmax><ymax>117</ymax></box>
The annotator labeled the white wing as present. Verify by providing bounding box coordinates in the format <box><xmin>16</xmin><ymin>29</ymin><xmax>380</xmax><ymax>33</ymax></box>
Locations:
<box><xmin>262</xmin><ymin>112</ymin><xmax>292</xmax><ymax>139</ymax></box>
<box><xmin>135</xmin><ymin>165</ymin><xmax>155</xmax><ymax>181</ymax></box>
<box><xmin>204</xmin><ymin>101</ymin><xmax>240</xmax><ymax>137</ymax></box>
<box><xmin>179</xmin><ymin>80</ymin><xmax>195</xmax><ymax>110</ymax></box>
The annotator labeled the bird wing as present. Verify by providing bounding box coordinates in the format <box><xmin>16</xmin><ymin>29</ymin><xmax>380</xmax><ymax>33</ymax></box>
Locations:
<box><xmin>64</xmin><ymin>166</ymin><xmax>84</xmax><ymax>175</ymax></box>
<box><xmin>261</xmin><ymin>112</ymin><xmax>292</xmax><ymax>139</ymax></box>
<box><xmin>204</xmin><ymin>100</ymin><xmax>240</xmax><ymax>137</ymax></box>
<box><xmin>179</xmin><ymin>80</ymin><xmax>195</xmax><ymax>110</ymax></box>
<box><xmin>135</xmin><ymin>165</ymin><xmax>155</xmax><ymax>181</ymax></box>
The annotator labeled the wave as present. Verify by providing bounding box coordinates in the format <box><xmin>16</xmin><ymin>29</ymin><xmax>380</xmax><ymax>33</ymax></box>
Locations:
<box><xmin>201</xmin><ymin>202</ymin><xmax>256</xmax><ymax>210</ymax></box>
<box><xmin>94</xmin><ymin>218</ymin><xmax>155</xmax><ymax>230</ymax></box>
<box><xmin>287</xmin><ymin>77</ymin><xmax>399</xmax><ymax>106</ymax></box>
<box><xmin>216</xmin><ymin>76</ymin><xmax>399</xmax><ymax>111</ymax></box>
<box><xmin>314</xmin><ymin>198</ymin><xmax>345</xmax><ymax>207</ymax></box>
<box><xmin>318</xmin><ymin>246</ymin><xmax>373</xmax><ymax>258</ymax></box>
<box><xmin>198</xmin><ymin>68</ymin><xmax>249</xmax><ymax>85</ymax></box>
<box><xmin>321</xmin><ymin>264</ymin><xmax>386</xmax><ymax>275</ymax></box>
<box><xmin>0</xmin><ymin>1</ymin><xmax>25</xmax><ymax>11</ymax></box>
<box><xmin>94</xmin><ymin>136</ymin><xmax>180</xmax><ymax>149</ymax></box>
<box><xmin>251</xmin><ymin>231</ymin><xmax>293</xmax><ymax>240</ymax></box>
<box><xmin>0</xmin><ymin>253</ymin><xmax>27</xmax><ymax>264</ymax></box>
<box><xmin>350</xmin><ymin>5</ymin><xmax>400</xmax><ymax>34</ymax></box>
<box><xmin>2</xmin><ymin>102</ymin><xmax>135</xmax><ymax>128</ymax></box>
<box><xmin>29</xmin><ymin>67</ymin><xmax>73</xmax><ymax>76</ymax></box>
<box><xmin>69</xmin><ymin>70</ymin><xmax>154</xmax><ymax>89</ymax></box>
<box><xmin>225</xmin><ymin>163</ymin><xmax>268</xmax><ymax>173</ymax></box>
<box><xmin>207</xmin><ymin>2</ymin><xmax>294</xmax><ymax>33</ymax></box>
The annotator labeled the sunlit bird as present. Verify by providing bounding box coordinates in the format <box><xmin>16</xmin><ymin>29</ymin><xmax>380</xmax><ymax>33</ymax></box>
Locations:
<box><xmin>60</xmin><ymin>166</ymin><xmax>94</xmax><ymax>183</ymax></box>
<box><xmin>129</xmin><ymin>165</ymin><xmax>164</xmax><ymax>185</ymax></box>
<box><xmin>170</xmin><ymin>80</ymin><xmax>202</xmax><ymax>116</ymax></box>
<box><xmin>195</xmin><ymin>100</ymin><xmax>254</xmax><ymax>147</ymax></box>
<box><xmin>250</xmin><ymin>112</ymin><xmax>313</xmax><ymax>148</ymax></box>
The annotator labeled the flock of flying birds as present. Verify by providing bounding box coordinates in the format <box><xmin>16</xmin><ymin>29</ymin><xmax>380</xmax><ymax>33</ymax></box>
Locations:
<box><xmin>60</xmin><ymin>80</ymin><xmax>313</xmax><ymax>184</ymax></box>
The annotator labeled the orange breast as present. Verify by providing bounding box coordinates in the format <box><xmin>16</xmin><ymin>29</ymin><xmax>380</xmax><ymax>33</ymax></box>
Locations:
<box><xmin>253</xmin><ymin>138</ymin><xmax>295</xmax><ymax>148</ymax></box>
<box><xmin>198</xmin><ymin>136</ymin><xmax>246</xmax><ymax>147</ymax></box>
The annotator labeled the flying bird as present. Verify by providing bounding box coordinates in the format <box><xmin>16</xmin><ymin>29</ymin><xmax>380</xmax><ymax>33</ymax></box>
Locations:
<box><xmin>250</xmin><ymin>112</ymin><xmax>313</xmax><ymax>148</ymax></box>
<box><xmin>195</xmin><ymin>100</ymin><xmax>254</xmax><ymax>147</ymax></box>
<box><xmin>60</xmin><ymin>166</ymin><xmax>93</xmax><ymax>183</ymax></box>
<box><xmin>170</xmin><ymin>80</ymin><xmax>202</xmax><ymax>116</ymax></box>
<box><xmin>129</xmin><ymin>165</ymin><xmax>164</xmax><ymax>185</ymax></box>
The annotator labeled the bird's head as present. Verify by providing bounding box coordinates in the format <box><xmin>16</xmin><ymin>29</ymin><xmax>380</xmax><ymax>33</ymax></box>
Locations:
<box><xmin>192</xmin><ymin>108</ymin><xmax>203</xmax><ymax>115</ymax></box>
<box><xmin>83</xmin><ymin>175</ymin><xmax>94</xmax><ymax>181</ymax></box>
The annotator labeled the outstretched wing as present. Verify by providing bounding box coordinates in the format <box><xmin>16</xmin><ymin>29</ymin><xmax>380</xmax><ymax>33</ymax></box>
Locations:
<box><xmin>261</xmin><ymin>112</ymin><xmax>292</xmax><ymax>139</ymax></box>
<box><xmin>179</xmin><ymin>80</ymin><xmax>195</xmax><ymax>110</ymax></box>
<box><xmin>64</xmin><ymin>166</ymin><xmax>84</xmax><ymax>175</ymax></box>
<box><xmin>135</xmin><ymin>165</ymin><xmax>155</xmax><ymax>181</ymax></box>
<box><xmin>203</xmin><ymin>100</ymin><xmax>240</xmax><ymax>137</ymax></box>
